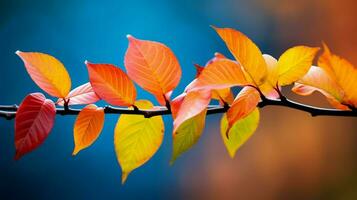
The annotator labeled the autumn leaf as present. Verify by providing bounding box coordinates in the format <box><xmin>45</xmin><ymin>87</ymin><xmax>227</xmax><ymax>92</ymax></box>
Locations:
<box><xmin>124</xmin><ymin>35</ymin><xmax>182</xmax><ymax>101</ymax></box>
<box><xmin>56</xmin><ymin>82</ymin><xmax>100</xmax><ymax>106</ymax></box>
<box><xmin>114</xmin><ymin>100</ymin><xmax>164</xmax><ymax>184</ymax></box>
<box><xmin>173</xmin><ymin>89</ymin><xmax>211</xmax><ymax>133</ymax></box>
<box><xmin>276</xmin><ymin>46</ymin><xmax>320</xmax><ymax>86</ymax></box>
<box><xmin>221</xmin><ymin>109</ymin><xmax>260</xmax><ymax>158</ymax></box>
<box><xmin>193</xmin><ymin>53</ymin><xmax>234</xmax><ymax>104</ymax></box>
<box><xmin>72</xmin><ymin>104</ymin><xmax>105</xmax><ymax>155</ymax></box>
<box><xmin>170</xmin><ymin>89</ymin><xmax>210</xmax><ymax>163</ymax></box>
<box><xmin>15</xmin><ymin>93</ymin><xmax>56</xmax><ymax>159</ymax></box>
<box><xmin>86</xmin><ymin>62</ymin><xmax>136</xmax><ymax>107</ymax></box>
<box><xmin>171</xmin><ymin>110</ymin><xmax>207</xmax><ymax>164</ymax></box>
<box><xmin>196</xmin><ymin>59</ymin><xmax>247</xmax><ymax>90</ymax></box>
<box><xmin>226</xmin><ymin>87</ymin><xmax>260</xmax><ymax>136</ymax></box>
<box><xmin>213</xmin><ymin>27</ymin><xmax>267</xmax><ymax>85</ymax></box>
<box><xmin>318</xmin><ymin>44</ymin><xmax>357</xmax><ymax>108</ymax></box>
<box><xmin>292</xmin><ymin>66</ymin><xmax>348</xmax><ymax>110</ymax></box>
<box><xmin>258</xmin><ymin>54</ymin><xmax>280</xmax><ymax>99</ymax></box>
<box><xmin>16</xmin><ymin>51</ymin><xmax>71</xmax><ymax>98</ymax></box>
<box><xmin>170</xmin><ymin>93</ymin><xmax>186</xmax><ymax>119</ymax></box>
<box><xmin>154</xmin><ymin>91</ymin><xmax>173</xmax><ymax>106</ymax></box>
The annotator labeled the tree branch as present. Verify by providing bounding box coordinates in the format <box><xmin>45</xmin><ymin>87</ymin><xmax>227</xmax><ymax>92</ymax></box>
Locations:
<box><xmin>1</xmin><ymin>97</ymin><xmax>357</xmax><ymax>120</ymax></box>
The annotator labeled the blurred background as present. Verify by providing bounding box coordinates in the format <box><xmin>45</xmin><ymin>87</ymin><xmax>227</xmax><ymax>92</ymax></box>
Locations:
<box><xmin>0</xmin><ymin>0</ymin><xmax>356</xmax><ymax>199</ymax></box>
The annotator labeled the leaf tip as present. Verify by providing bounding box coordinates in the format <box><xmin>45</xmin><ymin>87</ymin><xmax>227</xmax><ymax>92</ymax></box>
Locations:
<box><xmin>14</xmin><ymin>151</ymin><xmax>22</xmax><ymax>160</ymax></box>
<box><xmin>15</xmin><ymin>50</ymin><xmax>22</xmax><ymax>56</ymax></box>
<box><xmin>169</xmin><ymin>157</ymin><xmax>176</xmax><ymax>166</ymax></box>
<box><xmin>210</xmin><ymin>25</ymin><xmax>218</xmax><ymax>30</ymax></box>
<box><xmin>228</xmin><ymin>150</ymin><xmax>236</xmax><ymax>159</ymax></box>
<box><xmin>72</xmin><ymin>147</ymin><xmax>80</xmax><ymax>156</ymax></box>
<box><xmin>121</xmin><ymin>172</ymin><xmax>129</xmax><ymax>184</ymax></box>
<box><xmin>126</xmin><ymin>34</ymin><xmax>137</xmax><ymax>42</ymax></box>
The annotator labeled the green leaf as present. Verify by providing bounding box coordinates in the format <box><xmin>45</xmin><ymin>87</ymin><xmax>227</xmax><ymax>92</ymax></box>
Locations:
<box><xmin>170</xmin><ymin>110</ymin><xmax>207</xmax><ymax>164</ymax></box>
<box><xmin>220</xmin><ymin>108</ymin><xmax>260</xmax><ymax>158</ymax></box>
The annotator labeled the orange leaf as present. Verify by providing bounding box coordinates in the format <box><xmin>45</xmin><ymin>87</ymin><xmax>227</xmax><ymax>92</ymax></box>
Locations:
<box><xmin>72</xmin><ymin>104</ymin><xmax>105</xmax><ymax>155</ymax></box>
<box><xmin>124</xmin><ymin>35</ymin><xmax>182</xmax><ymax>98</ymax></box>
<box><xmin>318</xmin><ymin>44</ymin><xmax>357</xmax><ymax>108</ymax></box>
<box><xmin>16</xmin><ymin>51</ymin><xmax>71</xmax><ymax>98</ymax></box>
<box><xmin>292</xmin><ymin>66</ymin><xmax>348</xmax><ymax>110</ymax></box>
<box><xmin>15</xmin><ymin>93</ymin><xmax>56</xmax><ymax>159</ymax></box>
<box><xmin>196</xmin><ymin>59</ymin><xmax>247</xmax><ymax>90</ymax></box>
<box><xmin>213</xmin><ymin>27</ymin><xmax>267</xmax><ymax>85</ymax></box>
<box><xmin>192</xmin><ymin>53</ymin><xmax>234</xmax><ymax>104</ymax></box>
<box><xmin>86</xmin><ymin>62</ymin><xmax>136</xmax><ymax>107</ymax></box>
<box><xmin>56</xmin><ymin>82</ymin><xmax>100</xmax><ymax>106</ymax></box>
<box><xmin>173</xmin><ymin>90</ymin><xmax>211</xmax><ymax>133</ymax></box>
<box><xmin>226</xmin><ymin>87</ymin><xmax>260</xmax><ymax>136</ymax></box>
<box><xmin>154</xmin><ymin>91</ymin><xmax>173</xmax><ymax>106</ymax></box>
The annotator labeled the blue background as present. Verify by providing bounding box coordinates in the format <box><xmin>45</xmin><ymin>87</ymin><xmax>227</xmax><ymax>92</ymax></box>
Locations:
<box><xmin>0</xmin><ymin>0</ymin><xmax>329</xmax><ymax>199</ymax></box>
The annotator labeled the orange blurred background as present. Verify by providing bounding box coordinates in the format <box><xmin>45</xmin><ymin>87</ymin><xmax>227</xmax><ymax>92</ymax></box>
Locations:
<box><xmin>177</xmin><ymin>0</ymin><xmax>357</xmax><ymax>199</ymax></box>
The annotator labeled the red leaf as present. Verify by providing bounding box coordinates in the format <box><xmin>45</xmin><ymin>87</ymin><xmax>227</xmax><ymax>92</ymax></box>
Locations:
<box><xmin>56</xmin><ymin>82</ymin><xmax>100</xmax><ymax>106</ymax></box>
<box><xmin>15</xmin><ymin>93</ymin><xmax>56</xmax><ymax>159</ymax></box>
<box><xmin>86</xmin><ymin>62</ymin><xmax>136</xmax><ymax>107</ymax></box>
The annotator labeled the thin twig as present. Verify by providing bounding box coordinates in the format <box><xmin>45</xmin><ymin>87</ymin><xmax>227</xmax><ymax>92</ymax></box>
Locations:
<box><xmin>1</xmin><ymin>98</ymin><xmax>356</xmax><ymax>120</ymax></box>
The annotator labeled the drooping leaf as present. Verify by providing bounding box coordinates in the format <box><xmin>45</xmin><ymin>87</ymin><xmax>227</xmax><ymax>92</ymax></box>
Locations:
<box><xmin>276</xmin><ymin>46</ymin><xmax>320</xmax><ymax>86</ymax></box>
<box><xmin>72</xmin><ymin>104</ymin><xmax>105</xmax><ymax>155</ymax></box>
<box><xmin>15</xmin><ymin>93</ymin><xmax>56</xmax><ymax>159</ymax></box>
<box><xmin>318</xmin><ymin>44</ymin><xmax>357</xmax><ymax>108</ymax></box>
<box><xmin>213</xmin><ymin>27</ymin><xmax>267</xmax><ymax>85</ymax></box>
<box><xmin>124</xmin><ymin>35</ymin><xmax>182</xmax><ymax>99</ymax></box>
<box><xmin>16</xmin><ymin>51</ymin><xmax>71</xmax><ymax>98</ymax></box>
<box><xmin>114</xmin><ymin>100</ymin><xmax>164</xmax><ymax>184</ymax></box>
<box><xmin>170</xmin><ymin>90</ymin><xmax>210</xmax><ymax>163</ymax></box>
<box><xmin>226</xmin><ymin>87</ymin><xmax>260</xmax><ymax>136</ymax></box>
<box><xmin>292</xmin><ymin>66</ymin><xmax>348</xmax><ymax>110</ymax></box>
<box><xmin>56</xmin><ymin>82</ymin><xmax>100</xmax><ymax>106</ymax></box>
<box><xmin>196</xmin><ymin>59</ymin><xmax>247</xmax><ymax>90</ymax></box>
<box><xmin>173</xmin><ymin>90</ymin><xmax>211</xmax><ymax>133</ymax></box>
<box><xmin>86</xmin><ymin>62</ymin><xmax>136</xmax><ymax>107</ymax></box>
<box><xmin>221</xmin><ymin>109</ymin><xmax>260</xmax><ymax>158</ymax></box>
<box><xmin>171</xmin><ymin>110</ymin><xmax>207</xmax><ymax>164</ymax></box>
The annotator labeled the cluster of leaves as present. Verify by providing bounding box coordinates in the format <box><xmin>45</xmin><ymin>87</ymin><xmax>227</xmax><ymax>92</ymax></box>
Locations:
<box><xmin>11</xmin><ymin>27</ymin><xmax>357</xmax><ymax>184</ymax></box>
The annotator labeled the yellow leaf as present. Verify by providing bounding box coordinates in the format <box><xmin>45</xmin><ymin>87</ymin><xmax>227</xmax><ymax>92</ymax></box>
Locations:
<box><xmin>259</xmin><ymin>54</ymin><xmax>280</xmax><ymax>99</ymax></box>
<box><xmin>277</xmin><ymin>46</ymin><xmax>320</xmax><ymax>86</ymax></box>
<box><xmin>170</xmin><ymin>110</ymin><xmax>207</xmax><ymax>164</ymax></box>
<box><xmin>114</xmin><ymin>100</ymin><xmax>164</xmax><ymax>184</ymax></box>
<box><xmin>221</xmin><ymin>109</ymin><xmax>260</xmax><ymax>158</ymax></box>
<box><xmin>318</xmin><ymin>44</ymin><xmax>357</xmax><ymax>108</ymax></box>
<box><xmin>16</xmin><ymin>51</ymin><xmax>71</xmax><ymax>98</ymax></box>
<box><xmin>72</xmin><ymin>104</ymin><xmax>105</xmax><ymax>155</ymax></box>
<box><xmin>213</xmin><ymin>27</ymin><xmax>267</xmax><ymax>85</ymax></box>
